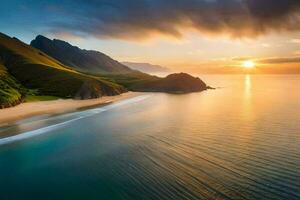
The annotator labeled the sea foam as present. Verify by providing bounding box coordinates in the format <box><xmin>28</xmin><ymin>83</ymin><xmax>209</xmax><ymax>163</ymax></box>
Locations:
<box><xmin>0</xmin><ymin>95</ymin><xmax>150</xmax><ymax>146</ymax></box>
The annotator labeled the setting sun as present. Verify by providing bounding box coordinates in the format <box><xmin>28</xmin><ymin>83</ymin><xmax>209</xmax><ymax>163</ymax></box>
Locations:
<box><xmin>242</xmin><ymin>60</ymin><xmax>255</xmax><ymax>69</ymax></box>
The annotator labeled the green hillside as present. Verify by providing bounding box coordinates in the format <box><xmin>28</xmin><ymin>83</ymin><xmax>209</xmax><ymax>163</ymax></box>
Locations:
<box><xmin>0</xmin><ymin>32</ymin><xmax>209</xmax><ymax>108</ymax></box>
<box><xmin>99</xmin><ymin>72</ymin><xmax>159</xmax><ymax>89</ymax></box>
<box><xmin>100</xmin><ymin>72</ymin><xmax>208</xmax><ymax>93</ymax></box>
<box><xmin>0</xmin><ymin>63</ymin><xmax>24</xmax><ymax>108</ymax></box>
<box><xmin>0</xmin><ymin>32</ymin><xmax>126</xmax><ymax>108</ymax></box>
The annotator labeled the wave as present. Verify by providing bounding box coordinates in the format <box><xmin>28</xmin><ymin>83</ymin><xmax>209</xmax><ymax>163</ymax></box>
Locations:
<box><xmin>0</xmin><ymin>95</ymin><xmax>150</xmax><ymax>146</ymax></box>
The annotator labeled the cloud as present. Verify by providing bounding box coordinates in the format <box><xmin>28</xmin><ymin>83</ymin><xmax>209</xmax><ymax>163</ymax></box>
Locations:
<box><xmin>232</xmin><ymin>57</ymin><xmax>253</xmax><ymax>61</ymax></box>
<box><xmin>45</xmin><ymin>0</ymin><xmax>300</xmax><ymax>40</ymax></box>
<box><xmin>233</xmin><ymin>56</ymin><xmax>300</xmax><ymax>64</ymax></box>
<box><xmin>261</xmin><ymin>43</ymin><xmax>271</xmax><ymax>48</ymax></box>
<box><xmin>289</xmin><ymin>39</ymin><xmax>300</xmax><ymax>44</ymax></box>
<box><xmin>188</xmin><ymin>56</ymin><xmax>300</xmax><ymax>74</ymax></box>
<box><xmin>258</xmin><ymin>57</ymin><xmax>300</xmax><ymax>64</ymax></box>
<box><xmin>50</xmin><ymin>32</ymin><xmax>85</xmax><ymax>41</ymax></box>
<box><xmin>294</xmin><ymin>51</ymin><xmax>300</xmax><ymax>55</ymax></box>
<box><xmin>187</xmin><ymin>49</ymin><xmax>204</xmax><ymax>56</ymax></box>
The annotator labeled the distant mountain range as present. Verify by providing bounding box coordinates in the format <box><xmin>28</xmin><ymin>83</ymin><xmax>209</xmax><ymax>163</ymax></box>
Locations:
<box><xmin>31</xmin><ymin>35</ymin><xmax>133</xmax><ymax>74</ymax></box>
<box><xmin>0</xmin><ymin>32</ymin><xmax>209</xmax><ymax>108</ymax></box>
<box><xmin>122</xmin><ymin>62</ymin><xmax>171</xmax><ymax>74</ymax></box>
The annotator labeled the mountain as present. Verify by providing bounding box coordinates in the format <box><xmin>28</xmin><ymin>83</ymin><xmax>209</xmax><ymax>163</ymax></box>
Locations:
<box><xmin>122</xmin><ymin>62</ymin><xmax>171</xmax><ymax>74</ymax></box>
<box><xmin>101</xmin><ymin>72</ymin><xmax>208</xmax><ymax>93</ymax></box>
<box><xmin>30</xmin><ymin>35</ymin><xmax>209</xmax><ymax>93</ymax></box>
<box><xmin>129</xmin><ymin>73</ymin><xmax>208</xmax><ymax>93</ymax></box>
<box><xmin>31</xmin><ymin>35</ymin><xmax>134</xmax><ymax>74</ymax></box>
<box><xmin>0</xmin><ymin>32</ymin><xmax>126</xmax><ymax>108</ymax></box>
<box><xmin>0</xmin><ymin>32</ymin><xmax>210</xmax><ymax>108</ymax></box>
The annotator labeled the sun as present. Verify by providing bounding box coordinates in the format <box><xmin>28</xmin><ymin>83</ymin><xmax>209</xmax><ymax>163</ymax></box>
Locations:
<box><xmin>242</xmin><ymin>60</ymin><xmax>255</xmax><ymax>69</ymax></box>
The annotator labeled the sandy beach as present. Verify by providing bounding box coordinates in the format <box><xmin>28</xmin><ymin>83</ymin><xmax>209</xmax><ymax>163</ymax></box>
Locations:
<box><xmin>0</xmin><ymin>92</ymin><xmax>140</xmax><ymax>127</ymax></box>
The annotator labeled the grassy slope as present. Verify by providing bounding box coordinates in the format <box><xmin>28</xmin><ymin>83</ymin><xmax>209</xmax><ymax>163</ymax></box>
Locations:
<box><xmin>100</xmin><ymin>72</ymin><xmax>208</xmax><ymax>93</ymax></box>
<box><xmin>25</xmin><ymin>95</ymin><xmax>60</xmax><ymax>102</ymax></box>
<box><xmin>134</xmin><ymin>73</ymin><xmax>208</xmax><ymax>93</ymax></box>
<box><xmin>98</xmin><ymin>72</ymin><xmax>160</xmax><ymax>90</ymax></box>
<box><xmin>0</xmin><ymin>33</ymin><xmax>126</xmax><ymax>107</ymax></box>
<box><xmin>0</xmin><ymin>63</ymin><xmax>25</xmax><ymax>108</ymax></box>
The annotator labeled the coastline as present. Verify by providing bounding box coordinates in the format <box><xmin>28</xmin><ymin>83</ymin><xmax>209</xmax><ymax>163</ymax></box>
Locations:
<box><xmin>0</xmin><ymin>92</ymin><xmax>140</xmax><ymax>127</ymax></box>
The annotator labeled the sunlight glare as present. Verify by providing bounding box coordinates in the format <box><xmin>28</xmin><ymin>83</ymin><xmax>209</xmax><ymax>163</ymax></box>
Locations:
<box><xmin>242</xmin><ymin>61</ymin><xmax>255</xmax><ymax>69</ymax></box>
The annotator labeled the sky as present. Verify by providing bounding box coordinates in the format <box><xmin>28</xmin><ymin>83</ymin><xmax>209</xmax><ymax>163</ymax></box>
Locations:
<box><xmin>1</xmin><ymin>0</ymin><xmax>300</xmax><ymax>74</ymax></box>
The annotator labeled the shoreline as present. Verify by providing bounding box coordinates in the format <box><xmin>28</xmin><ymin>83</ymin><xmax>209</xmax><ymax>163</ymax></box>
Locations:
<box><xmin>0</xmin><ymin>92</ymin><xmax>140</xmax><ymax>128</ymax></box>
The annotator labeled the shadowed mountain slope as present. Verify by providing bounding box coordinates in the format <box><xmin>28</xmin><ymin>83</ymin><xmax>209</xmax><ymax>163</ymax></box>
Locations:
<box><xmin>31</xmin><ymin>35</ymin><xmax>133</xmax><ymax>74</ymax></box>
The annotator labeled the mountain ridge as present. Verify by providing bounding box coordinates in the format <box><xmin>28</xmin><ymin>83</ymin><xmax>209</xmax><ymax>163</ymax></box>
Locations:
<box><xmin>122</xmin><ymin>62</ymin><xmax>171</xmax><ymax>74</ymax></box>
<box><xmin>0</xmin><ymin>32</ymin><xmax>126</xmax><ymax>107</ymax></box>
<box><xmin>31</xmin><ymin>35</ymin><xmax>134</xmax><ymax>74</ymax></box>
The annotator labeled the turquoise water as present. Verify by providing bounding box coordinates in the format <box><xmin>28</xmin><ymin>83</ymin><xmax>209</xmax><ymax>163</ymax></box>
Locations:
<box><xmin>0</xmin><ymin>75</ymin><xmax>300</xmax><ymax>200</ymax></box>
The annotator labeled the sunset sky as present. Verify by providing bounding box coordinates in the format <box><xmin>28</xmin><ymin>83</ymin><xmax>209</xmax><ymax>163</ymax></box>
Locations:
<box><xmin>1</xmin><ymin>0</ymin><xmax>300</xmax><ymax>74</ymax></box>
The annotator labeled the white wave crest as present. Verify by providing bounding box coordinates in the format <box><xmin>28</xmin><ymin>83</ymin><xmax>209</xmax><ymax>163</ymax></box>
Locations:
<box><xmin>0</xmin><ymin>95</ymin><xmax>150</xmax><ymax>146</ymax></box>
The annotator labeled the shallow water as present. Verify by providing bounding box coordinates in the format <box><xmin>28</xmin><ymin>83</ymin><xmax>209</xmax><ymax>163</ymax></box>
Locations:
<box><xmin>0</xmin><ymin>75</ymin><xmax>299</xmax><ymax>200</ymax></box>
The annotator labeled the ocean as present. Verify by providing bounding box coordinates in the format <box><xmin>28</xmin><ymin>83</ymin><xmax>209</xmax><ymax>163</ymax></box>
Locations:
<box><xmin>0</xmin><ymin>75</ymin><xmax>299</xmax><ymax>200</ymax></box>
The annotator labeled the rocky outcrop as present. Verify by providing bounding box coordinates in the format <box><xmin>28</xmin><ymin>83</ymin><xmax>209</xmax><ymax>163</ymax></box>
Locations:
<box><xmin>75</xmin><ymin>80</ymin><xmax>127</xmax><ymax>100</ymax></box>
<box><xmin>133</xmin><ymin>73</ymin><xmax>209</xmax><ymax>93</ymax></box>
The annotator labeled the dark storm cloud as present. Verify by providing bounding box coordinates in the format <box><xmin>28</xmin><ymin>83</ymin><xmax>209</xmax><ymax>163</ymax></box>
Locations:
<box><xmin>36</xmin><ymin>0</ymin><xmax>300</xmax><ymax>39</ymax></box>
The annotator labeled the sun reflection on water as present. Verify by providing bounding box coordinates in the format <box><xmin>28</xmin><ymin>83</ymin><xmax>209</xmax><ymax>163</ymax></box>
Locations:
<box><xmin>244</xmin><ymin>75</ymin><xmax>252</xmax><ymax>99</ymax></box>
<box><xmin>242</xmin><ymin>75</ymin><xmax>255</xmax><ymax>122</ymax></box>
